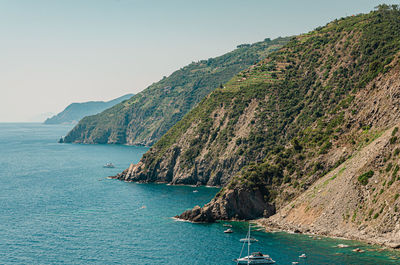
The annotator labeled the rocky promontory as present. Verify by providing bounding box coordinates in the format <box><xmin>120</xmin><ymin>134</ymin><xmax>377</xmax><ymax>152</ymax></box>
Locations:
<box><xmin>113</xmin><ymin>6</ymin><xmax>400</xmax><ymax>248</ymax></box>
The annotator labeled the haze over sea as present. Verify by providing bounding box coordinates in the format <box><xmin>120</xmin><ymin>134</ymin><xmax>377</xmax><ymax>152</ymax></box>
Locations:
<box><xmin>0</xmin><ymin>123</ymin><xmax>398</xmax><ymax>264</ymax></box>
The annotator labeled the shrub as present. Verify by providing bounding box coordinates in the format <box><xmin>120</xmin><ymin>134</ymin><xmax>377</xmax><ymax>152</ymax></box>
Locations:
<box><xmin>394</xmin><ymin>148</ymin><xmax>400</xmax><ymax>156</ymax></box>
<box><xmin>392</xmin><ymin>127</ymin><xmax>398</xmax><ymax>136</ymax></box>
<box><xmin>386</xmin><ymin>162</ymin><xmax>393</xmax><ymax>172</ymax></box>
<box><xmin>283</xmin><ymin>175</ymin><xmax>291</xmax><ymax>184</ymax></box>
<box><xmin>292</xmin><ymin>138</ymin><xmax>303</xmax><ymax>151</ymax></box>
<box><xmin>368</xmin><ymin>209</ymin><xmax>374</xmax><ymax>217</ymax></box>
<box><xmin>393</xmin><ymin>165</ymin><xmax>399</xmax><ymax>178</ymax></box>
<box><xmin>319</xmin><ymin>141</ymin><xmax>332</xmax><ymax>154</ymax></box>
<box><xmin>358</xmin><ymin>170</ymin><xmax>374</xmax><ymax>185</ymax></box>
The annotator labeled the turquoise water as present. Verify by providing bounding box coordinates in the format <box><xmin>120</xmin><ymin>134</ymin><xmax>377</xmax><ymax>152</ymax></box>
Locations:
<box><xmin>0</xmin><ymin>123</ymin><xmax>399</xmax><ymax>264</ymax></box>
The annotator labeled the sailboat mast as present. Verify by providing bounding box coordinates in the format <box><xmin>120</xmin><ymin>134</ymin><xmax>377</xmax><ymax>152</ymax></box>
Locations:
<box><xmin>247</xmin><ymin>224</ymin><xmax>251</xmax><ymax>265</ymax></box>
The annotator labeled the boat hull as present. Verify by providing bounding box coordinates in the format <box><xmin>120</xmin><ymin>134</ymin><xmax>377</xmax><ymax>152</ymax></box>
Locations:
<box><xmin>234</xmin><ymin>258</ymin><xmax>275</xmax><ymax>264</ymax></box>
<box><xmin>234</xmin><ymin>256</ymin><xmax>275</xmax><ymax>264</ymax></box>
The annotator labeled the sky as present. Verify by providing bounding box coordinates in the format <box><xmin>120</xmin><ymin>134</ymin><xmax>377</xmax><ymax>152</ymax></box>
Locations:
<box><xmin>0</xmin><ymin>0</ymin><xmax>398</xmax><ymax>122</ymax></box>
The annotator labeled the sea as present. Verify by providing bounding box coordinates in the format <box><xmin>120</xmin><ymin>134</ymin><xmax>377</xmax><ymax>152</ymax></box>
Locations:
<box><xmin>0</xmin><ymin>123</ymin><xmax>398</xmax><ymax>264</ymax></box>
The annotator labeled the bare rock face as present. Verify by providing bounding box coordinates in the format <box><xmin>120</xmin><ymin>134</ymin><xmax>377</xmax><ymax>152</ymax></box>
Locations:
<box><xmin>177</xmin><ymin>187</ymin><xmax>275</xmax><ymax>222</ymax></box>
<box><xmin>257</xmin><ymin>123</ymin><xmax>400</xmax><ymax>248</ymax></box>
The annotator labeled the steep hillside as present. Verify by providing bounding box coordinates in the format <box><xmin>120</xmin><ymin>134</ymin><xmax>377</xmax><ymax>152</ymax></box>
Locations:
<box><xmin>45</xmin><ymin>94</ymin><xmax>133</xmax><ymax>125</ymax></box>
<box><xmin>114</xmin><ymin>6</ymin><xmax>400</xmax><ymax>247</ymax></box>
<box><xmin>62</xmin><ymin>37</ymin><xmax>289</xmax><ymax>145</ymax></box>
<box><xmin>258</xmin><ymin>123</ymin><xmax>400</xmax><ymax>248</ymax></box>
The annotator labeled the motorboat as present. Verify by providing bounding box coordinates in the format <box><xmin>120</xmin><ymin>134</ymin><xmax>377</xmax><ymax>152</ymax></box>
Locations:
<box><xmin>299</xmin><ymin>253</ymin><xmax>307</xmax><ymax>258</ymax></box>
<box><xmin>103</xmin><ymin>162</ymin><xmax>115</xmax><ymax>168</ymax></box>
<box><xmin>223</xmin><ymin>224</ymin><xmax>233</xmax><ymax>227</ymax></box>
<box><xmin>233</xmin><ymin>224</ymin><xmax>275</xmax><ymax>264</ymax></box>
<box><xmin>224</xmin><ymin>228</ymin><xmax>233</xmax><ymax>233</ymax></box>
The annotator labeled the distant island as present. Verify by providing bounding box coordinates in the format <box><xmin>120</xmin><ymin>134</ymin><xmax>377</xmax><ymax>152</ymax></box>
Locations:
<box><xmin>44</xmin><ymin>94</ymin><xmax>134</xmax><ymax>125</ymax></box>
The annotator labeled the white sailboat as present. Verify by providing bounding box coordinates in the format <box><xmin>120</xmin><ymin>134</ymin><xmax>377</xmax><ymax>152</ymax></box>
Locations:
<box><xmin>234</xmin><ymin>224</ymin><xmax>275</xmax><ymax>264</ymax></box>
<box><xmin>240</xmin><ymin>237</ymin><xmax>258</xmax><ymax>243</ymax></box>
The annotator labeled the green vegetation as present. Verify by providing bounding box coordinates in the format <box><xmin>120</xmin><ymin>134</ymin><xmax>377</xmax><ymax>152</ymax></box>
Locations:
<box><xmin>386</xmin><ymin>163</ymin><xmax>393</xmax><ymax>172</ymax></box>
<box><xmin>369</xmin><ymin>209</ymin><xmax>374</xmax><ymax>217</ymax></box>
<box><xmin>63</xmin><ymin>37</ymin><xmax>290</xmax><ymax>145</ymax></box>
<box><xmin>352</xmin><ymin>210</ymin><xmax>357</xmax><ymax>222</ymax></box>
<box><xmin>393</xmin><ymin>165</ymin><xmax>399</xmax><ymax>178</ymax></box>
<box><xmin>394</xmin><ymin>148</ymin><xmax>400</xmax><ymax>156</ymax></box>
<box><xmin>358</xmin><ymin>171</ymin><xmax>374</xmax><ymax>185</ymax></box>
<box><xmin>117</xmin><ymin>6</ymin><xmax>400</xmax><ymax>223</ymax></box>
<box><xmin>392</xmin><ymin>127</ymin><xmax>398</xmax><ymax>136</ymax></box>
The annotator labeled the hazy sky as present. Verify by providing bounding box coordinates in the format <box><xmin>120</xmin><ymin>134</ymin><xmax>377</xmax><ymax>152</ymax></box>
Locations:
<box><xmin>1</xmin><ymin>0</ymin><xmax>398</xmax><ymax>122</ymax></box>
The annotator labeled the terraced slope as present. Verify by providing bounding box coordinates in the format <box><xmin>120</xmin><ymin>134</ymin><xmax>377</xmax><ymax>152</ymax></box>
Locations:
<box><xmin>62</xmin><ymin>37</ymin><xmax>289</xmax><ymax>145</ymax></box>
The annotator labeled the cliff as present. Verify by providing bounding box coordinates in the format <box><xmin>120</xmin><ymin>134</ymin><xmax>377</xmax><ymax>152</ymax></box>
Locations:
<box><xmin>62</xmin><ymin>37</ymin><xmax>289</xmax><ymax>145</ymax></box>
<box><xmin>257</xmin><ymin>123</ymin><xmax>400</xmax><ymax>248</ymax></box>
<box><xmin>115</xmin><ymin>6</ymin><xmax>400</xmax><ymax>247</ymax></box>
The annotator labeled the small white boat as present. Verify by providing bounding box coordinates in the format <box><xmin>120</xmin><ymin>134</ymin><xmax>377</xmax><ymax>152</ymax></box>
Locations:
<box><xmin>103</xmin><ymin>162</ymin><xmax>115</xmax><ymax>168</ymax></box>
<box><xmin>223</xmin><ymin>224</ymin><xmax>233</xmax><ymax>228</ymax></box>
<box><xmin>193</xmin><ymin>190</ymin><xmax>198</xmax><ymax>193</ymax></box>
<box><xmin>234</xmin><ymin>224</ymin><xmax>275</xmax><ymax>264</ymax></box>
<box><xmin>240</xmin><ymin>237</ymin><xmax>258</xmax><ymax>243</ymax></box>
<box><xmin>299</xmin><ymin>253</ymin><xmax>307</xmax><ymax>258</ymax></box>
<box><xmin>224</xmin><ymin>228</ymin><xmax>233</xmax><ymax>233</ymax></box>
<box><xmin>292</xmin><ymin>262</ymin><xmax>299</xmax><ymax>265</ymax></box>
<box><xmin>337</xmin><ymin>244</ymin><xmax>350</xmax><ymax>248</ymax></box>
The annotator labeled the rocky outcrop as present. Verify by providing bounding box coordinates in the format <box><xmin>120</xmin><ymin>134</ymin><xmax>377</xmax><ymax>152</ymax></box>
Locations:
<box><xmin>177</xmin><ymin>187</ymin><xmax>275</xmax><ymax>222</ymax></box>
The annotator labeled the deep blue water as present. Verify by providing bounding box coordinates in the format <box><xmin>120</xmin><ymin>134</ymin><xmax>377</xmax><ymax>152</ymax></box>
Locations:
<box><xmin>0</xmin><ymin>123</ymin><xmax>399</xmax><ymax>265</ymax></box>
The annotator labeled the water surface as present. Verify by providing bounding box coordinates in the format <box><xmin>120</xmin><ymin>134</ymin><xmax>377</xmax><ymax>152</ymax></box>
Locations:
<box><xmin>0</xmin><ymin>123</ymin><xmax>398</xmax><ymax>264</ymax></box>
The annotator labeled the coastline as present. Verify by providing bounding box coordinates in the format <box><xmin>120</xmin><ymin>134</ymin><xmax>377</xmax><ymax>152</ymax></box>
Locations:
<box><xmin>113</xmin><ymin>176</ymin><xmax>400</xmax><ymax>250</ymax></box>
<box><xmin>253</xmin><ymin>218</ymin><xmax>400</xmax><ymax>250</ymax></box>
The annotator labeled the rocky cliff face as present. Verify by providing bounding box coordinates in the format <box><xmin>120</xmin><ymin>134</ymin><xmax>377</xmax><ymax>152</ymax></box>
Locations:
<box><xmin>115</xmin><ymin>6</ymin><xmax>400</xmax><ymax>247</ymax></box>
<box><xmin>112</xmin><ymin>98</ymin><xmax>262</xmax><ymax>186</ymax></box>
<box><xmin>177</xmin><ymin>186</ymin><xmax>276</xmax><ymax>222</ymax></box>
<box><xmin>258</xmin><ymin>122</ymin><xmax>400</xmax><ymax>248</ymax></box>
<box><xmin>62</xmin><ymin>37</ymin><xmax>289</xmax><ymax>146</ymax></box>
